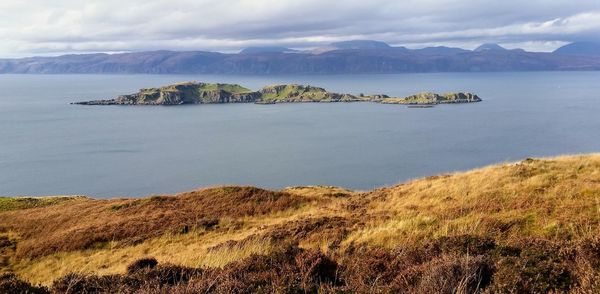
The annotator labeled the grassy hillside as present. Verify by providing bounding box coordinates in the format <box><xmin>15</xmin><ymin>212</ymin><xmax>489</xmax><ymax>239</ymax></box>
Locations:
<box><xmin>258</xmin><ymin>84</ymin><xmax>365</xmax><ymax>102</ymax></box>
<box><xmin>134</xmin><ymin>82</ymin><xmax>255</xmax><ymax>104</ymax></box>
<box><xmin>1</xmin><ymin>155</ymin><xmax>599</xmax><ymax>293</ymax></box>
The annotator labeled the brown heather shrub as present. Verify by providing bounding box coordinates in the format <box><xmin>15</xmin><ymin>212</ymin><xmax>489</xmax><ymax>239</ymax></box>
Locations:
<box><xmin>405</xmin><ymin>254</ymin><xmax>493</xmax><ymax>294</ymax></box>
<box><xmin>0</xmin><ymin>236</ymin><xmax>14</xmax><ymax>250</ymax></box>
<box><xmin>131</xmin><ymin>264</ymin><xmax>201</xmax><ymax>288</ymax></box>
<box><xmin>340</xmin><ymin>247</ymin><xmax>405</xmax><ymax>292</ymax></box>
<box><xmin>199</xmin><ymin>246</ymin><xmax>338</xmax><ymax>293</ymax></box>
<box><xmin>51</xmin><ymin>260</ymin><xmax>201</xmax><ymax>293</ymax></box>
<box><xmin>51</xmin><ymin>273</ymin><xmax>124</xmax><ymax>294</ymax></box>
<box><xmin>0</xmin><ymin>273</ymin><xmax>49</xmax><ymax>294</ymax></box>
<box><xmin>488</xmin><ymin>239</ymin><xmax>575</xmax><ymax>293</ymax></box>
<box><xmin>571</xmin><ymin>237</ymin><xmax>600</xmax><ymax>293</ymax></box>
<box><xmin>338</xmin><ymin>236</ymin><xmax>496</xmax><ymax>293</ymax></box>
<box><xmin>0</xmin><ymin>186</ymin><xmax>308</xmax><ymax>259</ymax></box>
<box><xmin>46</xmin><ymin>247</ymin><xmax>338</xmax><ymax>294</ymax></box>
<box><xmin>294</xmin><ymin>250</ymin><xmax>339</xmax><ymax>291</ymax></box>
<box><xmin>16</xmin><ymin>236</ymin><xmax>600</xmax><ymax>293</ymax></box>
<box><xmin>127</xmin><ymin>257</ymin><xmax>159</xmax><ymax>274</ymax></box>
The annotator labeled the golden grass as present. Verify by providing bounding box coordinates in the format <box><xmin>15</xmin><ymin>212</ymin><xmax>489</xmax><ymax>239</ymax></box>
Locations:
<box><xmin>343</xmin><ymin>154</ymin><xmax>600</xmax><ymax>247</ymax></box>
<box><xmin>12</xmin><ymin>230</ymin><xmax>273</xmax><ymax>286</ymax></box>
<box><xmin>1</xmin><ymin>154</ymin><xmax>599</xmax><ymax>287</ymax></box>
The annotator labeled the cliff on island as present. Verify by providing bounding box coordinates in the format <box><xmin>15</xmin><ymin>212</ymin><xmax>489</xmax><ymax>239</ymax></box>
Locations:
<box><xmin>73</xmin><ymin>82</ymin><xmax>482</xmax><ymax>105</ymax></box>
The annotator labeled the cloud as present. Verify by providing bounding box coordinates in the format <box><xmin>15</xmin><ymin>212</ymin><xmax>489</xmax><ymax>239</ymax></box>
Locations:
<box><xmin>0</xmin><ymin>0</ymin><xmax>599</xmax><ymax>57</ymax></box>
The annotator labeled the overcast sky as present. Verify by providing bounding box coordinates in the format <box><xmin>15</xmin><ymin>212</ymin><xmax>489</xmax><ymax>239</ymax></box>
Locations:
<box><xmin>1</xmin><ymin>0</ymin><xmax>600</xmax><ymax>57</ymax></box>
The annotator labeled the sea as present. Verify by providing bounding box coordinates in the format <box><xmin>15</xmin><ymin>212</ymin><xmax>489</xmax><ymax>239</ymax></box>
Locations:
<box><xmin>1</xmin><ymin>72</ymin><xmax>599</xmax><ymax>197</ymax></box>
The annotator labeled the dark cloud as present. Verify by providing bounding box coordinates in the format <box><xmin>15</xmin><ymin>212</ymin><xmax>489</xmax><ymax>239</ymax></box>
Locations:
<box><xmin>0</xmin><ymin>0</ymin><xmax>599</xmax><ymax>57</ymax></box>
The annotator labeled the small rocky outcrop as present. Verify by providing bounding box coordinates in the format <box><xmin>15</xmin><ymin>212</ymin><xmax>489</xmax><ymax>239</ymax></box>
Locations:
<box><xmin>377</xmin><ymin>92</ymin><xmax>481</xmax><ymax>104</ymax></box>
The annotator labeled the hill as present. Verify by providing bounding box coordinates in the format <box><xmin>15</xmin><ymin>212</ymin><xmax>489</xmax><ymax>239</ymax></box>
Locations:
<box><xmin>3</xmin><ymin>42</ymin><xmax>600</xmax><ymax>74</ymax></box>
<box><xmin>474</xmin><ymin>43</ymin><xmax>507</xmax><ymax>52</ymax></box>
<box><xmin>414</xmin><ymin>46</ymin><xmax>470</xmax><ymax>55</ymax></box>
<box><xmin>239</xmin><ymin>46</ymin><xmax>298</xmax><ymax>54</ymax></box>
<box><xmin>329</xmin><ymin>40</ymin><xmax>392</xmax><ymax>50</ymax></box>
<box><xmin>1</xmin><ymin>154</ymin><xmax>599</xmax><ymax>293</ymax></box>
<box><xmin>554</xmin><ymin>42</ymin><xmax>600</xmax><ymax>56</ymax></box>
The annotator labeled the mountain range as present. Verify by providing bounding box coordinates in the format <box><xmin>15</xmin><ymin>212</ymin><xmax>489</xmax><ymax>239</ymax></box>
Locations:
<box><xmin>1</xmin><ymin>40</ymin><xmax>600</xmax><ymax>74</ymax></box>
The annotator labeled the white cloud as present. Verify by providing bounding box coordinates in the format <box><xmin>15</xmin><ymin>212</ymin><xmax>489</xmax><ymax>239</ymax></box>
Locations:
<box><xmin>0</xmin><ymin>0</ymin><xmax>599</xmax><ymax>57</ymax></box>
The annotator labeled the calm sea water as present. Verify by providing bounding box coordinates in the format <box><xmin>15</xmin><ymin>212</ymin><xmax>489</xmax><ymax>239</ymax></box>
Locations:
<box><xmin>1</xmin><ymin>72</ymin><xmax>599</xmax><ymax>197</ymax></box>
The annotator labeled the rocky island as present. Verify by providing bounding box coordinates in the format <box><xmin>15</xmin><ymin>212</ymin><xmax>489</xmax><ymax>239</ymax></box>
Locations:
<box><xmin>73</xmin><ymin>82</ymin><xmax>481</xmax><ymax>106</ymax></box>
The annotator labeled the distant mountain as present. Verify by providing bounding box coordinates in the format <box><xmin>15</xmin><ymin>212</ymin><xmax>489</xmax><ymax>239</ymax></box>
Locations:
<box><xmin>415</xmin><ymin>46</ymin><xmax>470</xmax><ymax>55</ymax></box>
<box><xmin>474</xmin><ymin>43</ymin><xmax>507</xmax><ymax>52</ymax></box>
<box><xmin>329</xmin><ymin>40</ymin><xmax>392</xmax><ymax>50</ymax></box>
<box><xmin>2</xmin><ymin>43</ymin><xmax>600</xmax><ymax>74</ymax></box>
<box><xmin>554</xmin><ymin>42</ymin><xmax>600</xmax><ymax>56</ymax></box>
<box><xmin>240</xmin><ymin>46</ymin><xmax>298</xmax><ymax>54</ymax></box>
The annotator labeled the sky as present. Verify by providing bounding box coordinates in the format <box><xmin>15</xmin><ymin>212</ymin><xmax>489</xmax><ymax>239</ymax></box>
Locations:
<box><xmin>1</xmin><ymin>0</ymin><xmax>600</xmax><ymax>57</ymax></box>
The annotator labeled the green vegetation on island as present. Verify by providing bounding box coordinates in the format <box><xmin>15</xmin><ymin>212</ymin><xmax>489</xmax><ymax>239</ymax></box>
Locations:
<box><xmin>1</xmin><ymin>154</ymin><xmax>599</xmax><ymax>293</ymax></box>
<box><xmin>377</xmin><ymin>92</ymin><xmax>482</xmax><ymax>104</ymax></box>
<box><xmin>74</xmin><ymin>82</ymin><xmax>482</xmax><ymax>106</ymax></box>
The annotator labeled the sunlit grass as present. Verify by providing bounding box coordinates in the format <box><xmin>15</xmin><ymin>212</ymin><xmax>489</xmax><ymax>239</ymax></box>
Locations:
<box><xmin>2</xmin><ymin>154</ymin><xmax>599</xmax><ymax>287</ymax></box>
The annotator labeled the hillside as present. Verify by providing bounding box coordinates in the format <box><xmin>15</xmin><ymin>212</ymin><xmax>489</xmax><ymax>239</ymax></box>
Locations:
<box><xmin>74</xmin><ymin>81</ymin><xmax>481</xmax><ymax>106</ymax></box>
<box><xmin>257</xmin><ymin>84</ymin><xmax>366</xmax><ymax>103</ymax></box>
<box><xmin>1</xmin><ymin>154</ymin><xmax>599</xmax><ymax>293</ymax></box>
<box><xmin>554</xmin><ymin>42</ymin><xmax>600</xmax><ymax>56</ymax></box>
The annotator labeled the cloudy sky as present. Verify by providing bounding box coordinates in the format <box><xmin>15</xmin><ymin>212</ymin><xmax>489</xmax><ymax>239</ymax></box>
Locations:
<box><xmin>1</xmin><ymin>0</ymin><xmax>600</xmax><ymax>57</ymax></box>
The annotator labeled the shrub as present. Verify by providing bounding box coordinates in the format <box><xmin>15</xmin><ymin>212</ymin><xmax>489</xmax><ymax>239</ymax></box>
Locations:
<box><xmin>340</xmin><ymin>247</ymin><xmax>405</xmax><ymax>292</ymax></box>
<box><xmin>51</xmin><ymin>273</ymin><xmax>121</xmax><ymax>293</ymax></box>
<box><xmin>141</xmin><ymin>264</ymin><xmax>202</xmax><ymax>286</ymax></box>
<box><xmin>126</xmin><ymin>257</ymin><xmax>158</xmax><ymax>274</ymax></box>
<box><xmin>489</xmin><ymin>239</ymin><xmax>574</xmax><ymax>293</ymax></box>
<box><xmin>295</xmin><ymin>250</ymin><xmax>339</xmax><ymax>291</ymax></box>
<box><xmin>408</xmin><ymin>254</ymin><xmax>493</xmax><ymax>294</ymax></box>
<box><xmin>0</xmin><ymin>273</ymin><xmax>49</xmax><ymax>294</ymax></box>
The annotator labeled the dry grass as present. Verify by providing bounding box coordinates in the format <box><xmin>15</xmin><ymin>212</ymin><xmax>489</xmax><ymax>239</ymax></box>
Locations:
<box><xmin>0</xmin><ymin>186</ymin><xmax>310</xmax><ymax>260</ymax></box>
<box><xmin>344</xmin><ymin>155</ymin><xmax>600</xmax><ymax>247</ymax></box>
<box><xmin>0</xmin><ymin>154</ymin><xmax>599</xmax><ymax>292</ymax></box>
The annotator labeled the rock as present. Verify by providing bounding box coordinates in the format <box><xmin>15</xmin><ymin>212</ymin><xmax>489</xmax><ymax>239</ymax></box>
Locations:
<box><xmin>75</xmin><ymin>82</ymin><xmax>260</xmax><ymax>105</ymax></box>
<box><xmin>378</xmin><ymin>92</ymin><xmax>481</xmax><ymax>104</ymax></box>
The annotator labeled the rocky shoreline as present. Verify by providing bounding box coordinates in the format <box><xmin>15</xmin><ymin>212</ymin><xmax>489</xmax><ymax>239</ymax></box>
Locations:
<box><xmin>73</xmin><ymin>81</ymin><xmax>482</xmax><ymax>106</ymax></box>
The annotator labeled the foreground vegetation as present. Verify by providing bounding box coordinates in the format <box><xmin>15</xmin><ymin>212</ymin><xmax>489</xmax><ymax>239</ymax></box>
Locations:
<box><xmin>1</xmin><ymin>154</ymin><xmax>599</xmax><ymax>293</ymax></box>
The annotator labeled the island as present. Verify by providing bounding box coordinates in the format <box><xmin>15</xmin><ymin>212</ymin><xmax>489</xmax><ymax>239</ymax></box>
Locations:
<box><xmin>73</xmin><ymin>82</ymin><xmax>481</xmax><ymax>106</ymax></box>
